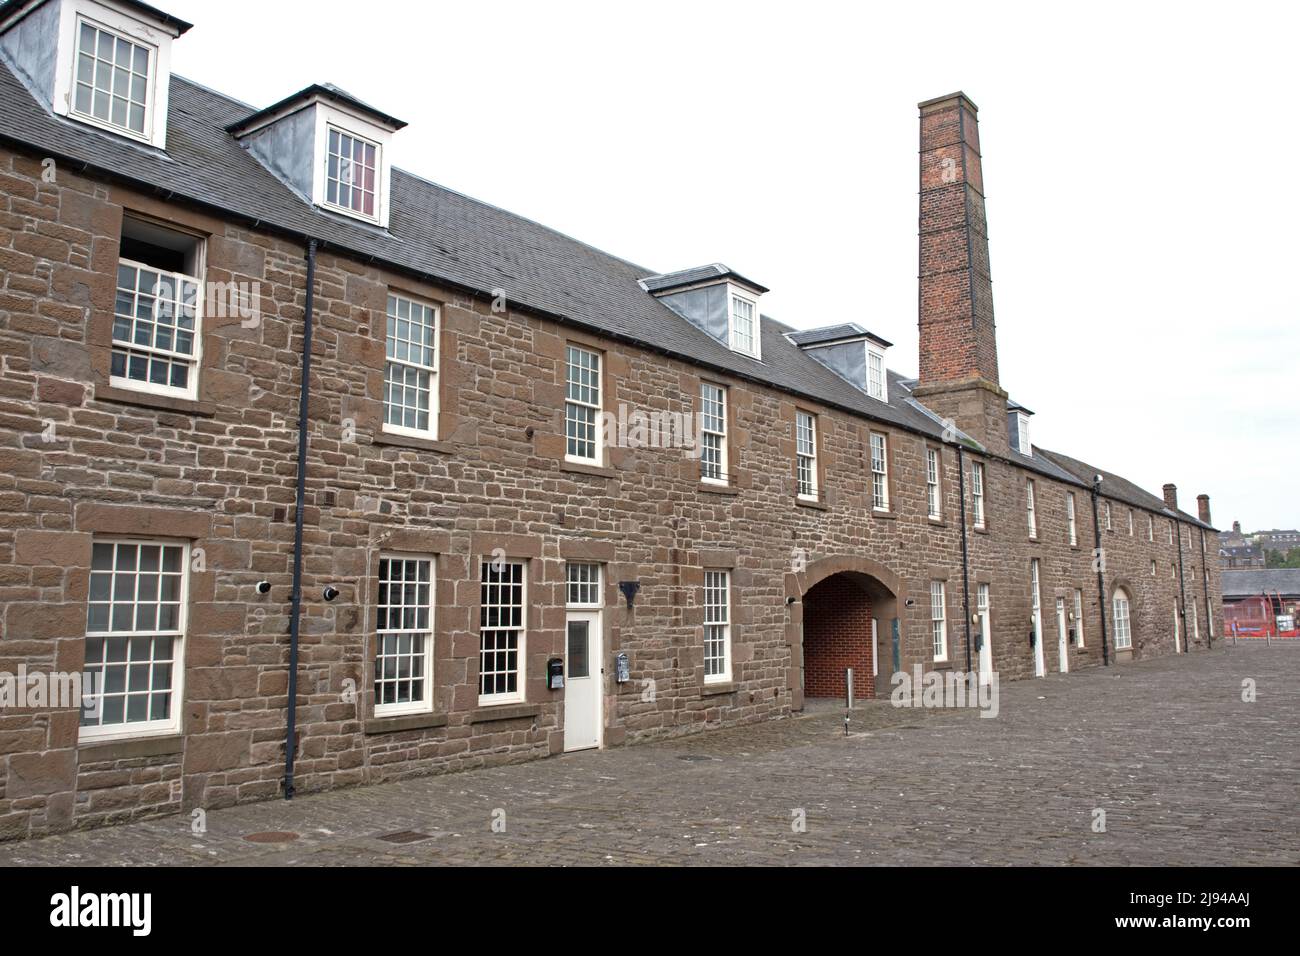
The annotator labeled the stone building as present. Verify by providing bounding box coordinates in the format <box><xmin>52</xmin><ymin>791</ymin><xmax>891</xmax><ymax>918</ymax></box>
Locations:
<box><xmin>0</xmin><ymin>0</ymin><xmax>1222</xmax><ymax>839</ymax></box>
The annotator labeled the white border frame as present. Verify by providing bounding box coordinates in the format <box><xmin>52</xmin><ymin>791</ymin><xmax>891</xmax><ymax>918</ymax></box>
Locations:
<box><xmin>477</xmin><ymin>557</ymin><xmax>527</xmax><ymax>706</ymax></box>
<box><xmin>381</xmin><ymin>291</ymin><xmax>441</xmax><ymax>441</ymax></box>
<box><xmin>373</xmin><ymin>552</ymin><xmax>436</xmax><ymax>719</ymax></box>
<box><xmin>311</xmin><ymin>103</ymin><xmax>395</xmax><ymax>227</ymax></box>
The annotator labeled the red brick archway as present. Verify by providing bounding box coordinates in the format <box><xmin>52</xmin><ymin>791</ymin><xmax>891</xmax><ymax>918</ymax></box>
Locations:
<box><xmin>786</xmin><ymin>555</ymin><xmax>903</xmax><ymax>707</ymax></box>
<box><xmin>803</xmin><ymin>575</ymin><xmax>876</xmax><ymax>699</ymax></box>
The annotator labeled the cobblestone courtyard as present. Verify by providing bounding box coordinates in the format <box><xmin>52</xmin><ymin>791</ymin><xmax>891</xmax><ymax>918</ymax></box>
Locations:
<box><xmin>2</xmin><ymin>643</ymin><xmax>1295</xmax><ymax>866</ymax></box>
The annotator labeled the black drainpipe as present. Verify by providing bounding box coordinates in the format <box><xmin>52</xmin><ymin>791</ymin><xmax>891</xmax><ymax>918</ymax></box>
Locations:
<box><xmin>1175</xmin><ymin>522</ymin><xmax>1189</xmax><ymax>652</ymax></box>
<box><xmin>1090</xmin><ymin>477</ymin><xmax>1110</xmax><ymax>666</ymax></box>
<box><xmin>284</xmin><ymin>237</ymin><xmax>318</xmax><ymax>800</ymax></box>
<box><xmin>956</xmin><ymin>445</ymin><xmax>973</xmax><ymax>673</ymax></box>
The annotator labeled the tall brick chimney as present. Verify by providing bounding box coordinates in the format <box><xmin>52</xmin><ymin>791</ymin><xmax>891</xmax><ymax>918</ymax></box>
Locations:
<box><xmin>912</xmin><ymin>92</ymin><xmax>1008</xmax><ymax>452</ymax></box>
<box><xmin>1163</xmin><ymin>483</ymin><xmax>1178</xmax><ymax>511</ymax></box>
<box><xmin>1197</xmin><ymin>494</ymin><xmax>1212</xmax><ymax>525</ymax></box>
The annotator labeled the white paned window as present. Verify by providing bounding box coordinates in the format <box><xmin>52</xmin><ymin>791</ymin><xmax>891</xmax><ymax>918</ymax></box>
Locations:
<box><xmin>1151</xmin><ymin>560</ymin><xmax>1157</xmax><ymax>576</ymax></box>
<box><xmin>971</xmin><ymin>461</ymin><xmax>985</xmax><ymax>529</ymax></box>
<box><xmin>565</xmin><ymin>562</ymin><xmax>601</xmax><ymax>608</ymax></box>
<box><xmin>729</xmin><ymin>294</ymin><xmax>758</xmax><ymax>357</ymax></box>
<box><xmin>1148</xmin><ymin>515</ymin><xmax>1154</xmax><ymax>541</ymax></box>
<box><xmin>1067</xmin><ymin>492</ymin><xmax>1078</xmax><ymax>546</ymax></box>
<box><xmin>565</xmin><ymin>345</ymin><xmax>602</xmax><ymax>464</ymax></box>
<box><xmin>1129</xmin><ymin>509</ymin><xmax>1135</xmax><ymax>535</ymax></box>
<box><xmin>700</xmin><ymin>383</ymin><xmax>728</xmax><ymax>484</ymax></box>
<box><xmin>82</xmin><ymin>540</ymin><xmax>186</xmax><ymax>740</ymax></box>
<box><xmin>1073</xmin><ymin>588</ymin><xmax>1085</xmax><ymax>647</ymax></box>
<box><xmin>1030</xmin><ymin>559</ymin><xmax>1042</xmax><ymax>635</ymax></box>
<box><xmin>703</xmin><ymin>570</ymin><xmax>731</xmax><ymax>682</ymax></box>
<box><xmin>1026</xmin><ymin>480</ymin><xmax>1037</xmax><ymax>538</ymax></box>
<box><xmin>73</xmin><ymin>19</ymin><xmax>151</xmax><ymax>137</ymax></box>
<box><xmin>479</xmin><ymin>560</ymin><xmax>525</xmax><ymax>704</ymax></box>
<box><xmin>796</xmin><ymin>411</ymin><xmax>817</xmax><ymax>499</ymax></box>
<box><xmin>930</xmin><ymin>580</ymin><xmax>948</xmax><ymax>661</ymax></box>
<box><xmin>926</xmin><ymin>448</ymin><xmax>941</xmax><ymax>520</ymax></box>
<box><xmin>1167</xmin><ymin>521</ymin><xmax>1174</xmax><ymax>545</ymax></box>
<box><xmin>326</xmin><ymin>126</ymin><xmax>379</xmax><ymax>219</ymax></box>
<box><xmin>112</xmin><ymin>261</ymin><xmax>201</xmax><ymax>399</ymax></box>
<box><xmin>375</xmin><ymin>557</ymin><xmax>433</xmax><ymax>716</ymax></box>
<box><xmin>867</xmin><ymin>348</ymin><xmax>885</xmax><ymax>400</ymax></box>
<box><xmin>1016</xmin><ymin>412</ymin><xmax>1031</xmax><ymax>455</ymax></box>
<box><xmin>1104</xmin><ymin>501</ymin><xmax>1112</xmax><ymax>531</ymax></box>
<box><xmin>1113</xmin><ymin>590</ymin><xmax>1132</xmax><ymax>649</ymax></box>
<box><xmin>384</xmin><ymin>293</ymin><xmax>439</xmax><ymax>437</ymax></box>
<box><xmin>870</xmin><ymin>433</ymin><xmax>889</xmax><ymax>511</ymax></box>
<box><xmin>1191</xmin><ymin>600</ymin><xmax>1200</xmax><ymax>642</ymax></box>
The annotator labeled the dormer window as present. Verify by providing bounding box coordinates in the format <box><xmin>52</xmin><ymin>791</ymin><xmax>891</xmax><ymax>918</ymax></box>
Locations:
<box><xmin>1</xmin><ymin>0</ymin><xmax>190</xmax><ymax>150</ymax></box>
<box><xmin>72</xmin><ymin>18</ymin><xmax>151</xmax><ymax>137</ymax></box>
<box><xmin>867</xmin><ymin>346</ymin><xmax>886</xmax><ymax>400</ymax></box>
<box><xmin>229</xmin><ymin>84</ymin><xmax>406</xmax><ymax>228</ymax></box>
<box><xmin>325</xmin><ymin>126</ymin><xmax>378</xmax><ymax>219</ymax></box>
<box><xmin>640</xmin><ymin>265</ymin><xmax>767</xmax><ymax>361</ymax></box>
<box><xmin>1016</xmin><ymin>412</ymin><xmax>1031</xmax><ymax>455</ymax></box>
<box><xmin>729</xmin><ymin>291</ymin><xmax>758</xmax><ymax>357</ymax></box>
<box><xmin>1008</xmin><ymin>403</ymin><xmax>1034</xmax><ymax>455</ymax></box>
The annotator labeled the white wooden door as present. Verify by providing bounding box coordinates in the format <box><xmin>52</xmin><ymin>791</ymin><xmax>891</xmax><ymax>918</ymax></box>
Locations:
<box><xmin>1056</xmin><ymin>596</ymin><xmax>1069</xmax><ymax>673</ymax></box>
<box><xmin>977</xmin><ymin>584</ymin><xmax>993</xmax><ymax>685</ymax></box>
<box><xmin>563</xmin><ymin>611</ymin><xmax>602</xmax><ymax>752</ymax></box>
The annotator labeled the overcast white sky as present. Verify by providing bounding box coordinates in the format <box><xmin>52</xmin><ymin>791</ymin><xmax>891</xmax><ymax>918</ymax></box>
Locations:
<box><xmin>164</xmin><ymin>0</ymin><xmax>1298</xmax><ymax>531</ymax></box>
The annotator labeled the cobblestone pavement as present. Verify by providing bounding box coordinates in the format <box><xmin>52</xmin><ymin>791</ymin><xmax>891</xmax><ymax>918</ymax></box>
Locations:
<box><xmin>2</xmin><ymin>643</ymin><xmax>1296</xmax><ymax>866</ymax></box>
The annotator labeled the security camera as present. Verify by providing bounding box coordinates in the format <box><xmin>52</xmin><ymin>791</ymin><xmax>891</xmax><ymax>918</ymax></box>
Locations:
<box><xmin>785</xmin><ymin>595</ymin><xmax>797</xmax><ymax>606</ymax></box>
<box><xmin>256</xmin><ymin>581</ymin><xmax>271</xmax><ymax>595</ymax></box>
<box><xmin>904</xmin><ymin>598</ymin><xmax>916</xmax><ymax>608</ymax></box>
<box><xmin>323</xmin><ymin>586</ymin><xmax>340</xmax><ymax>602</ymax></box>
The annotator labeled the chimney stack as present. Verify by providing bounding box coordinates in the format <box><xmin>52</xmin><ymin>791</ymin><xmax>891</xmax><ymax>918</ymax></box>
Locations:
<box><xmin>1233</xmin><ymin>521</ymin><xmax>1241</xmax><ymax>534</ymax></box>
<box><xmin>912</xmin><ymin>92</ymin><xmax>1007</xmax><ymax>451</ymax></box>
<box><xmin>1197</xmin><ymin>494</ymin><xmax>1212</xmax><ymax>526</ymax></box>
<box><xmin>1163</xmin><ymin>483</ymin><xmax>1178</xmax><ymax>511</ymax></box>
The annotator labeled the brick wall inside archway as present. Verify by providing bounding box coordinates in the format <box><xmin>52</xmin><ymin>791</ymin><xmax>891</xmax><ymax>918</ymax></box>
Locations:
<box><xmin>803</xmin><ymin>575</ymin><xmax>875</xmax><ymax>699</ymax></box>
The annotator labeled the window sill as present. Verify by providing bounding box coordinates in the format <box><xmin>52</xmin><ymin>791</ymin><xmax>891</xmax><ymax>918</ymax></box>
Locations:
<box><xmin>973</xmin><ymin>525</ymin><xmax>990</xmax><ymax>535</ymax></box>
<box><xmin>701</xmin><ymin>681</ymin><xmax>736</xmax><ymax>696</ymax></box>
<box><xmin>872</xmin><ymin>509</ymin><xmax>896</xmax><ymax>520</ymax></box>
<box><xmin>470</xmin><ymin>702</ymin><xmax>541</xmax><ymax>723</ymax></box>
<box><xmin>927</xmin><ymin>516</ymin><xmax>945</xmax><ymax>526</ymax></box>
<box><xmin>699</xmin><ymin>482</ymin><xmax>739</xmax><ymax>496</ymax></box>
<box><xmin>95</xmin><ymin>385</ymin><xmax>216</xmax><ymax>417</ymax></box>
<box><xmin>78</xmin><ymin>734</ymin><xmax>185</xmax><ymax>762</ymax></box>
<box><xmin>560</xmin><ymin>460</ymin><xmax>618</xmax><ymax>479</ymax></box>
<box><xmin>374</xmin><ymin>430</ymin><xmax>454</xmax><ymax>455</ymax></box>
<box><xmin>795</xmin><ymin>497</ymin><xmax>829</xmax><ymax>511</ymax></box>
<box><xmin>365</xmin><ymin>712</ymin><xmax>448</xmax><ymax>735</ymax></box>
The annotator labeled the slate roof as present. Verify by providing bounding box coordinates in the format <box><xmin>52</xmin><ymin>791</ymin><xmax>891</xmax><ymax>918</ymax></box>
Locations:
<box><xmin>227</xmin><ymin>83</ymin><xmax>407</xmax><ymax>135</ymax></box>
<box><xmin>1037</xmin><ymin>449</ymin><xmax>1215</xmax><ymax>530</ymax></box>
<box><xmin>787</xmin><ymin>323</ymin><xmax>893</xmax><ymax>349</ymax></box>
<box><xmin>0</xmin><ymin>0</ymin><xmax>193</xmax><ymax>34</ymax></box>
<box><xmin>640</xmin><ymin>264</ymin><xmax>768</xmax><ymax>295</ymax></box>
<box><xmin>0</xmin><ymin>54</ymin><xmax>1203</xmax><ymax>513</ymax></box>
<box><xmin>1222</xmin><ymin>569</ymin><xmax>1300</xmax><ymax>598</ymax></box>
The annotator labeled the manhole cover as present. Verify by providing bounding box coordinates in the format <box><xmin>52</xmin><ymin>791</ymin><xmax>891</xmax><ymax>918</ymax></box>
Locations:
<box><xmin>242</xmin><ymin>831</ymin><xmax>300</xmax><ymax>844</ymax></box>
<box><xmin>376</xmin><ymin>830</ymin><xmax>433</xmax><ymax>844</ymax></box>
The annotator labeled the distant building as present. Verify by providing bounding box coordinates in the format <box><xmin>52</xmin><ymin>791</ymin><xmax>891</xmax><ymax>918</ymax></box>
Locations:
<box><xmin>1222</xmin><ymin>569</ymin><xmax>1300</xmax><ymax>636</ymax></box>
<box><xmin>1255</xmin><ymin>529</ymin><xmax>1300</xmax><ymax>551</ymax></box>
<box><xmin>1218</xmin><ymin>521</ymin><xmax>1266</xmax><ymax>568</ymax></box>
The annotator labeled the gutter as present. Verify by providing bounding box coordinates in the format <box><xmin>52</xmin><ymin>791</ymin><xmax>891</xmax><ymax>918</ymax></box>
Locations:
<box><xmin>284</xmin><ymin>236</ymin><xmax>318</xmax><ymax>799</ymax></box>
<box><xmin>956</xmin><ymin>445</ymin><xmax>973</xmax><ymax>672</ymax></box>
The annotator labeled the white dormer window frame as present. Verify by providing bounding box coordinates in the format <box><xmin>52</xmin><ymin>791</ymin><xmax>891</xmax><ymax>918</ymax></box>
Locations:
<box><xmin>310</xmin><ymin>103</ymin><xmax>394</xmax><ymax>227</ymax></box>
<box><xmin>866</xmin><ymin>345</ymin><xmax>886</xmax><ymax>401</ymax></box>
<box><xmin>1015</xmin><ymin>411</ymin><xmax>1032</xmax><ymax>456</ymax></box>
<box><xmin>52</xmin><ymin>0</ymin><xmax>177</xmax><ymax>149</ymax></box>
<box><xmin>727</xmin><ymin>286</ymin><xmax>761</xmax><ymax>359</ymax></box>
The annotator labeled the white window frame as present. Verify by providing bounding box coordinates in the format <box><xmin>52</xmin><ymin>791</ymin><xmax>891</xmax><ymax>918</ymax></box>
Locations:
<box><xmin>1113</xmin><ymin>590</ymin><xmax>1132</xmax><ymax>650</ymax></box>
<box><xmin>1073</xmin><ymin>588</ymin><xmax>1085</xmax><ymax>647</ymax></box>
<box><xmin>1148</xmin><ymin>514</ymin><xmax>1154</xmax><ymax>541</ymax></box>
<box><xmin>870</xmin><ymin>432</ymin><xmax>889</xmax><ymax>512</ymax></box>
<box><xmin>699</xmin><ymin>382</ymin><xmax>729</xmax><ymax>485</ymax></box>
<box><xmin>323</xmin><ymin>124</ymin><xmax>381</xmax><ymax>221</ymax></box>
<box><xmin>703</xmin><ymin>569</ymin><xmax>732</xmax><ymax>683</ymax></box>
<box><xmin>374</xmin><ymin>554</ymin><xmax>434</xmax><ymax>718</ymax></box>
<box><xmin>1026</xmin><ymin>480</ymin><xmax>1037</xmax><ymax>538</ymax></box>
<box><xmin>1104</xmin><ymin>501</ymin><xmax>1112</xmax><ymax>531</ymax></box>
<box><xmin>1128</xmin><ymin>509</ymin><xmax>1135</xmax><ymax>536</ymax></box>
<box><xmin>565</xmin><ymin>562</ymin><xmax>602</xmax><ymax>609</ymax></box>
<box><xmin>930</xmin><ymin>580</ymin><xmax>948</xmax><ymax>662</ymax></box>
<box><xmin>728</xmin><ymin>290</ymin><xmax>760</xmax><ymax>359</ymax></box>
<box><xmin>795</xmin><ymin>410</ymin><xmax>818</xmax><ymax>500</ymax></box>
<box><xmin>564</xmin><ymin>345</ymin><xmax>603</xmax><ymax>465</ymax></box>
<box><xmin>111</xmin><ymin>256</ymin><xmax>204</xmax><ymax>401</ymax></box>
<box><xmin>1167</xmin><ymin>521</ymin><xmax>1174</xmax><ymax>545</ymax></box>
<box><xmin>53</xmin><ymin>1</ymin><xmax>175</xmax><ymax>149</ymax></box>
<box><xmin>478</xmin><ymin>559</ymin><xmax>527</xmax><ymax>705</ymax></box>
<box><xmin>971</xmin><ymin>461</ymin><xmax>985</xmax><ymax>529</ymax></box>
<box><xmin>926</xmin><ymin>447</ymin><xmax>942</xmax><ymax>520</ymax></box>
<box><xmin>1016</xmin><ymin>411</ymin><xmax>1032</xmax><ymax>456</ymax></box>
<box><xmin>80</xmin><ymin>538</ymin><xmax>188</xmax><ymax>743</ymax></box>
<box><xmin>866</xmin><ymin>346</ymin><xmax>886</xmax><ymax>401</ymax></box>
<box><xmin>382</xmin><ymin>292</ymin><xmax>440</xmax><ymax>440</ymax></box>
<box><xmin>309</xmin><ymin>103</ymin><xmax>395</xmax><ymax>227</ymax></box>
<box><xmin>1066</xmin><ymin>492</ymin><xmax>1078</xmax><ymax>546</ymax></box>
